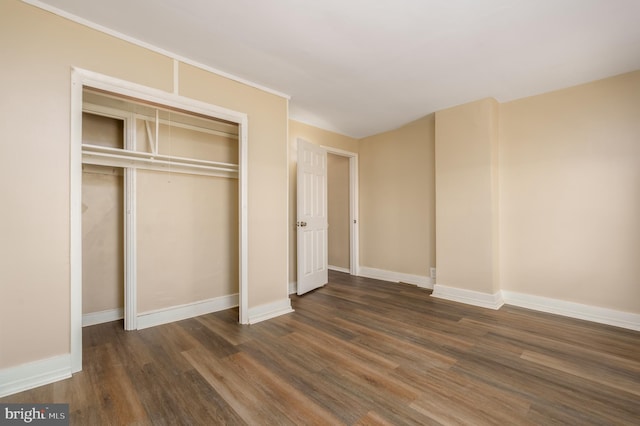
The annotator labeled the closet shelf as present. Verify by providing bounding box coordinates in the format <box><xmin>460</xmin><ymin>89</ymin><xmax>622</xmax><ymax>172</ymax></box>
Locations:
<box><xmin>82</xmin><ymin>144</ymin><xmax>239</xmax><ymax>179</ymax></box>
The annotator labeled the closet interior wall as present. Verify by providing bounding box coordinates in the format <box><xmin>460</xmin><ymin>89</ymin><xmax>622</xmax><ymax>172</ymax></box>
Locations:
<box><xmin>82</xmin><ymin>113</ymin><xmax>124</xmax><ymax>319</ymax></box>
<box><xmin>135</xmin><ymin>119</ymin><xmax>239</xmax><ymax>313</ymax></box>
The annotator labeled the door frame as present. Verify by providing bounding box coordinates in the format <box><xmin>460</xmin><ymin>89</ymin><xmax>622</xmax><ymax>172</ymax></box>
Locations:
<box><xmin>322</xmin><ymin>146</ymin><xmax>359</xmax><ymax>276</ymax></box>
<box><xmin>70</xmin><ymin>68</ymin><xmax>249</xmax><ymax>373</ymax></box>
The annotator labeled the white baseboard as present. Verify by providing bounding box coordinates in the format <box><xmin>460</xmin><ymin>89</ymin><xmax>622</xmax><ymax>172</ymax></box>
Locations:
<box><xmin>431</xmin><ymin>284</ymin><xmax>504</xmax><ymax>310</ymax></box>
<box><xmin>289</xmin><ymin>281</ymin><xmax>297</xmax><ymax>295</ymax></box>
<box><xmin>502</xmin><ymin>291</ymin><xmax>640</xmax><ymax>331</ymax></box>
<box><xmin>248</xmin><ymin>298</ymin><xmax>294</xmax><ymax>324</ymax></box>
<box><xmin>82</xmin><ymin>308</ymin><xmax>124</xmax><ymax>327</ymax></box>
<box><xmin>328</xmin><ymin>265</ymin><xmax>350</xmax><ymax>274</ymax></box>
<box><xmin>359</xmin><ymin>266</ymin><xmax>433</xmax><ymax>289</ymax></box>
<box><xmin>0</xmin><ymin>354</ymin><xmax>71</xmax><ymax>398</ymax></box>
<box><xmin>137</xmin><ymin>293</ymin><xmax>238</xmax><ymax>330</ymax></box>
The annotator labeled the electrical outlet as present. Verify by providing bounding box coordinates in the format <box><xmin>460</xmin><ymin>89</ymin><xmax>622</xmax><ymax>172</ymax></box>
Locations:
<box><xmin>430</xmin><ymin>267</ymin><xmax>436</xmax><ymax>280</ymax></box>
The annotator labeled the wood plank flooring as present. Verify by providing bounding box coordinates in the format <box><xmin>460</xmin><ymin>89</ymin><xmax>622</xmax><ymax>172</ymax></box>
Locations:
<box><xmin>3</xmin><ymin>271</ymin><xmax>639</xmax><ymax>425</ymax></box>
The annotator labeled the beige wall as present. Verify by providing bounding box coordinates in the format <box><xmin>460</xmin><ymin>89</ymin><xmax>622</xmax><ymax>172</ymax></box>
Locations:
<box><xmin>500</xmin><ymin>71</ymin><xmax>640</xmax><ymax>313</ymax></box>
<box><xmin>0</xmin><ymin>0</ymin><xmax>288</xmax><ymax>370</ymax></box>
<box><xmin>327</xmin><ymin>154</ymin><xmax>350</xmax><ymax>269</ymax></box>
<box><xmin>435</xmin><ymin>99</ymin><xmax>500</xmax><ymax>294</ymax></box>
<box><xmin>288</xmin><ymin>120</ymin><xmax>358</xmax><ymax>284</ymax></box>
<box><xmin>359</xmin><ymin>115</ymin><xmax>436</xmax><ymax>277</ymax></box>
<box><xmin>433</xmin><ymin>72</ymin><xmax>640</xmax><ymax>315</ymax></box>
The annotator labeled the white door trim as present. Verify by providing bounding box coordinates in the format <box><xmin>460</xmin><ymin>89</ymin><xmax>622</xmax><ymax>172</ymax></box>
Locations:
<box><xmin>71</xmin><ymin>68</ymin><xmax>249</xmax><ymax>373</ymax></box>
<box><xmin>124</xmin><ymin>113</ymin><xmax>137</xmax><ymax>330</ymax></box>
<box><xmin>322</xmin><ymin>146</ymin><xmax>359</xmax><ymax>276</ymax></box>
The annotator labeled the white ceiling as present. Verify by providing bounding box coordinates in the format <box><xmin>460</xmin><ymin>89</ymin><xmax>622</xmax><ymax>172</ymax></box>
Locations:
<box><xmin>32</xmin><ymin>0</ymin><xmax>640</xmax><ymax>138</ymax></box>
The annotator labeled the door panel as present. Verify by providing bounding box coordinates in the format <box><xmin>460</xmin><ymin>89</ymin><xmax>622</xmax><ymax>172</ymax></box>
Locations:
<box><xmin>297</xmin><ymin>139</ymin><xmax>328</xmax><ymax>295</ymax></box>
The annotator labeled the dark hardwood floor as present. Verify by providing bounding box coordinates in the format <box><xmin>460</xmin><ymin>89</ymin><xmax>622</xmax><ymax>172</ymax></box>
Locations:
<box><xmin>3</xmin><ymin>271</ymin><xmax>640</xmax><ymax>425</ymax></box>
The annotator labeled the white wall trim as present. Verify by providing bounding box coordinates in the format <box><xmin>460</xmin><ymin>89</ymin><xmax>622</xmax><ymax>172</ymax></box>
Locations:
<box><xmin>137</xmin><ymin>294</ymin><xmax>238</xmax><ymax>330</ymax></box>
<box><xmin>238</xmin><ymin>115</ymin><xmax>249</xmax><ymax>325</ymax></box>
<box><xmin>124</xmin><ymin>115</ymin><xmax>138</xmax><ymax>331</ymax></box>
<box><xmin>82</xmin><ymin>308</ymin><xmax>124</xmax><ymax>327</ymax></box>
<box><xmin>173</xmin><ymin>58</ymin><xmax>179</xmax><ymax>95</ymax></box>
<box><xmin>248</xmin><ymin>299</ymin><xmax>294</xmax><ymax>324</ymax></box>
<box><xmin>0</xmin><ymin>355</ymin><xmax>71</xmax><ymax>398</ymax></box>
<box><xmin>431</xmin><ymin>284</ymin><xmax>504</xmax><ymax>310</ymax></box>
<box><xmin>70</xmin><ymin>68</ymin><xmax>83</xmax><ymax>373</ymax></box>
<box><xmin>502</xmin><ymin>291</ymin><xmax>640</xmax><ymax>332</ymax></box>
<box><xmin>22</xmin><ymin>0</ymin><xmax>290</xmax><ymax>100</ymax></box>
<box><xmin>328</xmin><ymin>265</ymin><xmax>350</xmax><ymax>274</ymax></box>
<box><xmin>359</xmin><ymin>266</ymin><xmax>433</xmax><ymax>289</ymax></box>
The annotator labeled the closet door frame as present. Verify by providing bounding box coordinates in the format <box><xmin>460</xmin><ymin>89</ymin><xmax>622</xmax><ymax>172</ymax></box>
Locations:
<box><xmin>70</xmin><ymin>68</ymin><xmax>249</xmax><ymax>373</ymax></box>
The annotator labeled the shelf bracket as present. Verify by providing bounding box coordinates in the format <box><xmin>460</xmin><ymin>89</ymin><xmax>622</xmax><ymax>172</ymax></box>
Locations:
<box><xmin>143</xmin><ymin>109</ymin><xmax>160</xmax><ymax>156</ymax></box>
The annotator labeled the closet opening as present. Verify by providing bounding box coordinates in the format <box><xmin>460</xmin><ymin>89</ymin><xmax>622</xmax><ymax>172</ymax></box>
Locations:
<box><xmin>71</xmin><ymin>68</ymin><xmax>249</xmax><ymax>372</ymax></box>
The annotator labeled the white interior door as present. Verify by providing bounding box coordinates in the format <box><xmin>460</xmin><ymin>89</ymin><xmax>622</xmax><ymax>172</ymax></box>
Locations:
<box><xmin>297</xmin><ymin>138</ymin><xmax>328</xmax><ymax>295</ymax></box>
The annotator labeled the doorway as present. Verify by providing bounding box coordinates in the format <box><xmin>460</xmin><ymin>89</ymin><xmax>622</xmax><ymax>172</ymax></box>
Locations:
<box><xmin>295</xmin><ymin>141</ymin><xmax>359</xmax><ymax>295</ymax></box>
<box><xmin>324</xmin><ymin>146</ymin><xmax>359</xmax><ymax>276</ymax></box>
